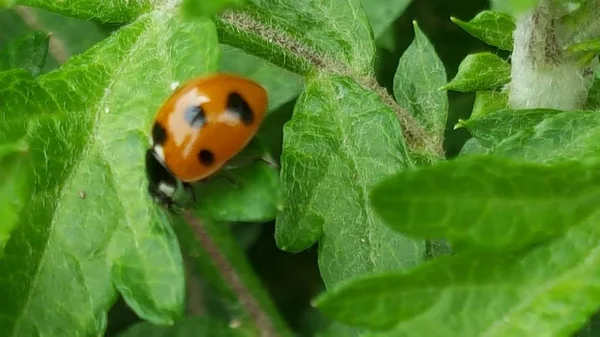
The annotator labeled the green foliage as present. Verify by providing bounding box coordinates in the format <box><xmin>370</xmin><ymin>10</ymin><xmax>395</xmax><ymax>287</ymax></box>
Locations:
<box><xmin>4</xmin><ymin>1</ymin><xmax>600</xmax><ymax>337</ymax></box>
<box><xmin>0</xmin><ymin>32</ymin><xmax>49</xmax><ymax>75</ymax></box>
<box><xmin>394</xmin><ymin>21</ymin><xmax>448</xmax><ymax>143</ymax></box>
<box><xmin>118</xmin><ymin>317</ymin><xmax>255</xmax><ymax>337</ymax></box>
<box><xmin>275</xmin><ymin>73</ymin><xmax>424</xmax><ymax>287</ymax></box>
<box><xmin>370</xmin><ymin>155</ymin><xmax>600</xmax><ymax>253</ymax></box>
<box><xmin>452</xmin><ymin>10</ymin><xmax>515</xmax><ymax>51</ymax></box>
<box><xmin>442</xmin><ymin>52</ymin><xmax>511</xmax><ymax>92</ymax></box>
<box><xmin>183</xmin><ymin>0</ymin><xmax>247</xmax><ymax>18</ymax></box>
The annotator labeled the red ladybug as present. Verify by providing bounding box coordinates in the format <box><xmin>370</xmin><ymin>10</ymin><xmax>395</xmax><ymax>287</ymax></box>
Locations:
<box><xmin>145</xmin><ymin>74</ymin><xmax>268</xmax><ymax>208</ymax></box>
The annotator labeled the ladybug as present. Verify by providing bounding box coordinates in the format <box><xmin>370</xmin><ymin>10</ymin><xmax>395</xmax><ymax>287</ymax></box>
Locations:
<box><xmin>145</xmin><ymin>73</ymin><xmax>268</xmax><ymax>209</ymax></box>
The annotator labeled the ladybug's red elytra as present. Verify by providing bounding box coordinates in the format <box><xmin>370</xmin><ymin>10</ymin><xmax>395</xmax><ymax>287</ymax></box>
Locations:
<box><xmin>145</xmin><ymin>73</ymin><xmax>268</xmax><ymax>208</ymax></box>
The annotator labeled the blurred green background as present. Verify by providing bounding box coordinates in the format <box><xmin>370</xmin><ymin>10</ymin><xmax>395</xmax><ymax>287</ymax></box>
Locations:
<box><xmin>0</xmin><ymin>0</ymin><xmax>498</xmax><ymax>335</ymax></box>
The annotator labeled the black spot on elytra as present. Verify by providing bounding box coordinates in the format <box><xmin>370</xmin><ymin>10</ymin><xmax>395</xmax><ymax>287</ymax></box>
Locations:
<box><xmin>184</xmin><ymin>104</ymin><xmax>206</xmax><ymax>128</ymax></box>
<box><xmin>198</xmin><ymin>149</ymin><xmax>215</xmax><ymax>166</ymax></box>
<box><xmin>227</xmin><ymin>92</ymin><xmax>254</xmax><ymax>125</ymax></box>
<box><xmin>152</xmin><ymin>122</ymin><xmax>167</xmax><ymax>145</ymax></box>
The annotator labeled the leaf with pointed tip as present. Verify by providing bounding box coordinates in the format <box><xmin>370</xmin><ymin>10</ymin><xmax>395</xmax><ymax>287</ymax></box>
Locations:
<box><xmin>275</xmin><ymin>74</ymin><xmax>424</xmax><ymax>288</ymax></box>
<box><xmin>459</xmin><ymin>108</ymin><xmax>562</xmax><ymax>148</ymax></box>
<box><xmin>393</xmin><ymin>21</ymin><xmax>447</xmax><ymax>154</ymax></box>
<box><xmin>442</xmin><ymin>52</ymin><xmax>511</xmax><ymax>92</ymax></box>
<box><xmin>0</xmin><ymin>32</ymin><xmax>49</xmax><ymax>75</ymax></box>
<box><xmin>0</xmin><ymin>12</ymin><xmax>220</xmax><ymax>336</ymax></box>
<box><xmin>451</xmin><ymin>10</ymin><xmax>515</xmax><ymax>50</ymax></box>
<box><xmin>370</xmin><ymin>155</ymin><xmax>600</xmax><ymax>253</ymax></box>
<box><xmin>316</xmin><ymin>207</ymin><xmax>600</xmax><ymax>336</ymax></box>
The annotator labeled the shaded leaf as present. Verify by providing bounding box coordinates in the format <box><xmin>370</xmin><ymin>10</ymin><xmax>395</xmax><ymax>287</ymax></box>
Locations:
<box><xmin>459</xmin><ymin>108</ymin><xmax>562</xmax><ymax>148</ymax></box>
<box><xmin>361</xmin><ymin>0</ymin><xmax>413</xmax><ymax>38</ymax></box>
<box><xmin>470</xmin><ymin>90</ymin><xmax>508</xmax><ymax>118</ymax></box>
<box><xmin>459</xmin><ymin>137</ymin><xmax>487</xmax><ymax>156</ymax></box>
<box><xmin>118</xmin><ymin>316</ymin><xmax>254</xmax><ymax>337</ymax></box>
<box><xmin>370</xmin><ymin>155</ymin><xmax>600</xmax><ymax>253</ymax></box>
<box><xmin>568</xmin><ymin>39</ymin><xmax>600</xmax><ymax>53</ymax></box>
<box><xmin>0</xmin><ymin>142</ymin><xmax>32</xmax><ymax>255</ymax></box>
<box><xmin>217</xmin><ymin>0</ymin><xmax>375</xmax><ymax>75</ymax></box>
<box><xmin>451</xmin><ymin>10</ymin><xmax>515</xmax><ymax>50</ymax></box>
<box><xmin>219</xmin><ymin>44</ymin><xmax>303</xmax><ymax>111</ymax></box>
<box><xmin>441</xmin><ymin>52</ymin><xmax>511</xmax><ymax>92</ymax></box>
<box><xmin>173</xmin><ymin>214</ymin><xmax>293</xmax><ymax>336</ymax></box>
<box><xmin>275</xmin><ymin>74</ymin><xmax>424</xmax><ymax>288</ymax></box>
<box><xmin>394</xmin><ymin>21</ymin><xmax>448</xmax><ymax>146</ymax></box>
<box><xmin>490</xmin><ymin>0</ymin><xmax>540</xmax><ymax>16</ymax></box>
<box><xmin>0</xmin><ymin>11</ymin><xmax>219</xmax><ymax>336</ymax></box>
<box><xmin>316</xmin><ymin>208</ymin><xmax>600</xmax><ymax>336</ymax></box>
<box><xmin>183</xmin><ymin>0</ymin><xmax>247</xmax><ymax>18</ymax></box>
<box><xmin>0</xmin><ymin>31</ymin><xmax>49</xmax><ymax>75</ymax></box>
<box><xmin>193</xmin><ymin>161</ymin><xmax>282</xmax><ymax>223</ymax></box>
<box><xmin>492</xmin><ymin>110</ymin><xmax>600</xmax><ymax>163</ymax></box>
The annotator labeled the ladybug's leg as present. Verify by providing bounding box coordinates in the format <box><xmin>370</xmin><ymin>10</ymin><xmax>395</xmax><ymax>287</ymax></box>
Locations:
<box><xmin>145</xmin><ymin>148</ymin><xmax>179</xmax><ymax>210</ymax></box>
<box><xmin>182</xmin><ymin>182</ymin><xmax>196</xmax><ymax>202</ymax></box>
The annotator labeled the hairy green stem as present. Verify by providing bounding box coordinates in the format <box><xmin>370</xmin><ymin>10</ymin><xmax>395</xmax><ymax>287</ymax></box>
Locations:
<box><xmin>508</xmin><ymin>0</ymin><xmax>597</xmax><ymax>110</ymax></box>
<box><xmin>180</xmin><ymin>210</ymin><xmax>282</xmax><ymax>337</ymax></box>
<box><xmin>216</xmin><ymin>8</ymin><xmax>444</xmax><ymax>158</ymax></box>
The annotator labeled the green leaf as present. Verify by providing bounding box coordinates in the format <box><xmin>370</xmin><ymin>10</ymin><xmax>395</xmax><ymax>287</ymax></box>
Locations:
<box><xmin>459</xmin><ymin>138</ymin><xmax>487</xmax><ymax>156</ymax></box>
<box><xmin>394</xmin><ymin>21</ymin><xmax>448</xmax><ymax>145</ymax></box>
<box><xmin>15</xmin><ymin>0</ymin><xmax>152</xmax><ymax>22</ymax></box>
<box><xmin>370</xmin><ymin>155</ymin><xmax>600</xmax><ymax>253</ymax></box>
<box><xmin>117</xmin><ymin>316</ymin><xmax>255</xmax><ymax>337</ymax></box>
<box><xmin>219</xmin><ymin>44</ymin><xmax>303</xmax><ymax>111</ymax></box>
<box><xmin>441</xmin><ymin>52</ymin><xmax>511</xmax><ymax>92</ymax></box>
<box><xmin>183</xmin><ymin>0</ymin><xmax>247</xmax><ymax>18</ymax></box>
<box><xmin>568</xmin><ymin>39</ymin><xmax>600</xmax><ymax>53</ymax></box>
<box><xmin>1</xmin><ymin>0</ymin><xmax>15</xmax><ymax>8</ymax></box>
<box><xmin>470</xmin><ymin>90</ymin><xmax>508</xmax><ymax>118</ymax></box>
<box><xmin>492</xmin><ymin>110</ymin><xmax>600</xmax><ymax>163</ymax></box>
<box><xmin>458</xmin><ymin>108</ymin><xmax>562</xmax><ymax>148</ymax></box>
<box><xmin>193</xmin><ymin>161</ymin><xmax>282</xmax><ymax>222</ymax></box>
<box><xmin>0</xmin><ymin>142</ymin><xmax>32</xmax><ymax>255</ymax></box>
<box><xmin>585</xmin><ymin>75</ymin><xmax>600</xmax><ymax>109</ymax></box>
<box><xmin>173</xmin><ymin>215</ymin><xmax>293</xmax><ymax>336</ymax></box>
<box><xmin>217</xmin><ymin>0</ymin><xmax>375</xmax><ymax>75</ymax></box>
<box><xmin>276</xmin><ymin>74</ymin><xmax>424</xmax><ymax>287</ymax></box>
<box><xmin>316</xmin><ymin>207</ymin><xmax>600</xmax><ymax>336</ymax></box>
<box><xmin>361</xmin><ymin>0</ymin><xmax>413</xmax><ymax>38</ymax></box>
<box><xmin>0</xmin><ymin>32</ymin><xmax>49</xmax><ymax>76</ymax></box>
<box><xmin>451</xmin><ymin>10</ymin><xmax>515</xmax><ymax>51</ymax></box>
<box><xmin>0</xmin><ymin>11</ymin><xmax>219</xmax><ymax>336</ymax></box>
<box><xmin>490</xmin><ymin>0</ymin><xmax>540</xmax><ymax>16</ymax></box>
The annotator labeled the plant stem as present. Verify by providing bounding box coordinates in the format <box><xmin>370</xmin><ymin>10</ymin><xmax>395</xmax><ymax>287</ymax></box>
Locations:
<box><xmin>508</xmin><ymin>0</ymin><xmax>597</xmax><ymax>110</ymax></box>
<box><xmin>216</xmin><ymin>8</ymin><xmax>444</xmax><ymax>158</ymax></box>
<box><xmin>180</xmin><ymin>209</ymin><xmax>281</xmax><ymax>337</ymax></box>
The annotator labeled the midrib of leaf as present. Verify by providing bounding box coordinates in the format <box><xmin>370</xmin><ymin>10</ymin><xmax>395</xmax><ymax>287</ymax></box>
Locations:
<box><xmin>8</xmin><ymin>11</ymin><xmax>174</xmax><ymax>333</ymax></box>
<box><xmin>90</xmin><ymin>10</ymin><xmax>179</xmax><ymax>289</ymax></box>
<box><xmin>330</xmin><ymin>107</ymin><xmax>381</xmax><ymax>270</ymax></box>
